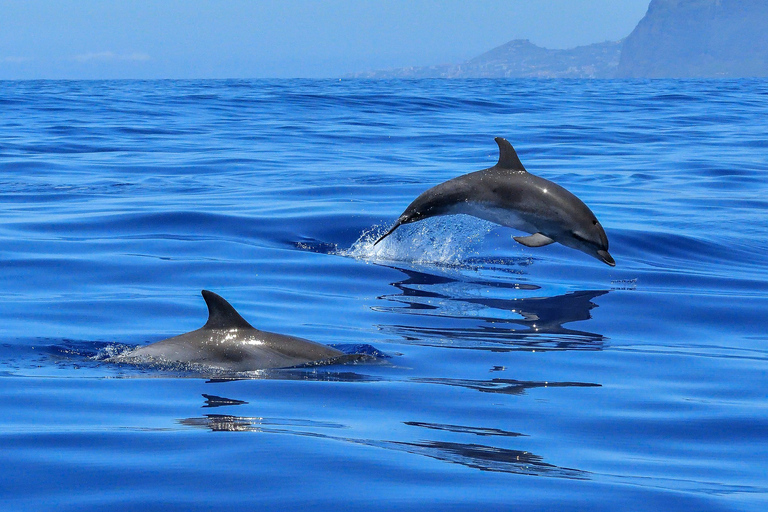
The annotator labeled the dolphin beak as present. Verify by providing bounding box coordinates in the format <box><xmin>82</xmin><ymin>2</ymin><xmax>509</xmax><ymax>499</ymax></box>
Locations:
<box><xmin>597</xmin><ymin>250</ymin><xmax>615</xmax><ymax>267</ymax></box>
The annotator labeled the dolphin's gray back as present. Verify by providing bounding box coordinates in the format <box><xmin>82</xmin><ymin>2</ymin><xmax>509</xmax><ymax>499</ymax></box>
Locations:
<box><xmin>119</xmin><ymin>326</ymin><xmax>345</xmax><ymax>371</ymax></box>
<box><xmin>400</xmin><ymin>161</ymin><xmax>601</xmax><ymax>239</ymax></box>
<box><xmin>108</xmin><ymin>290</ymin><xmax>346</xmax><ymax>371</ymax></box>
<box><xmin>399</xmin><ymin>137</ymin><xmax>528</xmax><ymax>218</ymax></box>
<box><xmin>400</xmin><ymin>168</ymin><xmax>562</xmax><ymax>227</ymax></box>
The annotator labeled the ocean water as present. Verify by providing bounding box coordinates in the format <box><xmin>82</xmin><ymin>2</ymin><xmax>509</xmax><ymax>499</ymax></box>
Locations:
<box><xmin>1</xmin><ymin>78</ymin><xmax>767</xmax><ymax>511</ymax></box>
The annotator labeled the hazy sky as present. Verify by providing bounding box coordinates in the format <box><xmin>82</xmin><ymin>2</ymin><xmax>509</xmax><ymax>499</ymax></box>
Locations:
<box><xmin>1</xmin><ymin>0</ymin><xmax>650</xmax><ymax>79</ymax></box>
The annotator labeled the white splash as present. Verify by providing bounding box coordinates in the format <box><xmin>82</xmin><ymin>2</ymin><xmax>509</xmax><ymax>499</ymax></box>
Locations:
<box><xmin>339</xmin><ymin>216</ymin><xmax>496</xmax><ymax>267</ymax></box>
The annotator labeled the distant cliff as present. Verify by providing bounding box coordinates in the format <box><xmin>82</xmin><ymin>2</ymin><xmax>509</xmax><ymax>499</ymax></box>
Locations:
<box><xmin>617</xmin><ymin>0</ymin><xmax>768</xmax><ymax>78</ymax></box>
<box><xmin>349</xmin><ymin>0</ymin><xmax>767</xmax><ymax>79</ymax></box>
<box><xmin>348</xmin><ymin>39</ymin><xmax>622</xmax><ymax>79</ymax></box>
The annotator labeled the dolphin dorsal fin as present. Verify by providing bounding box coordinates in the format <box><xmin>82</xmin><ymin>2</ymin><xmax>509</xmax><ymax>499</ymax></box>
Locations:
<box><xmin>201</xmin><ymin>290</ymin><xmax>254</xmax><ymax>330</ymax></box>
<box><xmin>494</xmin><ymin>137</ymin><xmax>526</xmax><ymax>171</ymax></box>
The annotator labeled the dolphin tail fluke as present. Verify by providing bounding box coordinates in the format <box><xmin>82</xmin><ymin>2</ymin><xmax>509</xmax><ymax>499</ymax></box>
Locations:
<box><xmin>372</xmin><ymin>221</ymin><xmax>402</xmax><ymax>246</ymax></box>
<box><xmin>494</xmin><ymin>137</ymin><xmax>526</xmax><ymax>172</ymax></box>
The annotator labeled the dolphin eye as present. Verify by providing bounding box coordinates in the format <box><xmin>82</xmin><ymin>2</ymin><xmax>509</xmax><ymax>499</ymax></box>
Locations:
<box><xmin>592</xmin><ymin>220</ymin><xmax>598</xmax><ymax>225</ymax></box>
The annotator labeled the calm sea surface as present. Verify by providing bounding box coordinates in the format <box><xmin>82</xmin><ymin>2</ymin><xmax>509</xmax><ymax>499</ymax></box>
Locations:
<box><xmin>1</xmin><ymin>79</ymin><xmax>767</xmax><ymax>511</ymax></box>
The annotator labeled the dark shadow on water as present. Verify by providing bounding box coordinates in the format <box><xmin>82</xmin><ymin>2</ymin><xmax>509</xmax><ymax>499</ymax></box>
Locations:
<box><xmin>386</xmin><ymin>440</ymin><xmax>588</xmax><ymax>479</ymax></box>
<box><xmin>376</xmin><ymin>267</ymin><xmax>609</xmax><ymax>351</ymax></box>
<box><xmin>403</xmin><ymin>421</ymin><xmax>526</xmax><ymax>437</ymax></box>
<box><xmin>412</xmin><ymin>377</ymin><xmax>601</xmax><ymax>395</ymax></box>
<box><xmin>202</xmin><ymin>394</ymin><xmax>248</xmax><ymax>408</ymax></box>
<box><xmin>203</xmin><ymin>373</ymin><xmax>601</xmax><ymax>397</ymax></box>
<box><xmin>179</xmin><ymin>412</ymin><xmax>588</xmax><ymax>480</ymax></box>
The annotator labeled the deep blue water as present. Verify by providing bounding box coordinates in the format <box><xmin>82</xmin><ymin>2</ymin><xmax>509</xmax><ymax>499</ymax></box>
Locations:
<box><xmin>1</xmin><ymin>79</ymin><xmax>767</xmax><ymax>511</ymax></box>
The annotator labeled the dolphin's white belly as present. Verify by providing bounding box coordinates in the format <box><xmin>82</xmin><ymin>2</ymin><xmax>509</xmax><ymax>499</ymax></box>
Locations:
<box><xmin>447</xmin><ymin>201</ymin><xmax>538</xmax><ymax>234</ymax></box>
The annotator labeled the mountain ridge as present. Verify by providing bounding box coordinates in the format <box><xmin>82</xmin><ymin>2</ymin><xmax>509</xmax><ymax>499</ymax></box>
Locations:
<box><xmin>347</xmin><ymin>39</ymin><xmax>622</xmax><ymax>79</ymax></box>
<box><xmin>347</xmin><ymin>0</ymin><xmax>768</xmax><ymax>79</ymax></box>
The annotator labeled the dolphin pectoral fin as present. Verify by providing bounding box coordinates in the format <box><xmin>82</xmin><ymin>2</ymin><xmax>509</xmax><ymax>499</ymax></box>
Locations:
<box><xmin>513</xmin><ymin>233</ymin><xmax>555</xmax><ymax>248</ymax></box>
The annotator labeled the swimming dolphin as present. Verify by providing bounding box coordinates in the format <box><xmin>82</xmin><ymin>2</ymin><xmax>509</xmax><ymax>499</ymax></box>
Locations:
<box><xmin>108</xmin><ymin>290</ymin><xmax>351</xmax><ymax>371</ymax></box>
<box><xmin>374</xmin><ymin>137</ymin><xmax>615</xmax><ymax>266</ymax></box>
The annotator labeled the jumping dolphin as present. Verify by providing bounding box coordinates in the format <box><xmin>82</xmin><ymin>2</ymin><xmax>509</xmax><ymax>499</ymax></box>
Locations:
<box><xmin>108</xmin><ymin>290</ymin><xmax>352</xmax><ymax>371</ymax></box>
<box><xmin>374</xmin><ymin>138</ymin><xmax>615</xmax><ymax>266</ymax></box>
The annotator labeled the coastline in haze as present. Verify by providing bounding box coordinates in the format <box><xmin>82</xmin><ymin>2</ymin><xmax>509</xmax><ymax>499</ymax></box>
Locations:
<box><xmin>351</xmin><ymin>0</ymin><xmax>768</xmax><ymax>78</ymax></box>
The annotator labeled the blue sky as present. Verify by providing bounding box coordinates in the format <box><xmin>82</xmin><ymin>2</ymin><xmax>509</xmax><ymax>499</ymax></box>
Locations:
<box><xmin>1</xmin><ymin>0</ymin><xmax>650</xmax><ymax>79</ymax></box>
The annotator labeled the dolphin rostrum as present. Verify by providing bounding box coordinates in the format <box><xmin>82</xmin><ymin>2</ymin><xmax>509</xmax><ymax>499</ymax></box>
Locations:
<box><xmin>374</xmin><ymin>137</ymin><xmax>615</xmax><ymax>266</ymax></box>
<box><xmin>108</xmin><ymin>290</ymin><xmax>352</xmax><ymax>371</ymax></box>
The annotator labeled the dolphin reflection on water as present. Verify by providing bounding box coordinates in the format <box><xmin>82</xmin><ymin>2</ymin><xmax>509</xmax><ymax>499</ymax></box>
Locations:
<box><xmin>374</xmin><ymin>266</ymin><xmax>608</xmax><ymax>351</ymax></box>
<box><xmin>375</xmin><ymin>137</ymin><xmax>615</xmax><ymax>266</ymax></box>
<box><xmin>180</xmin><ymin>407</ymin><xmax>587</xmax><ymax>479</ymax></box>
